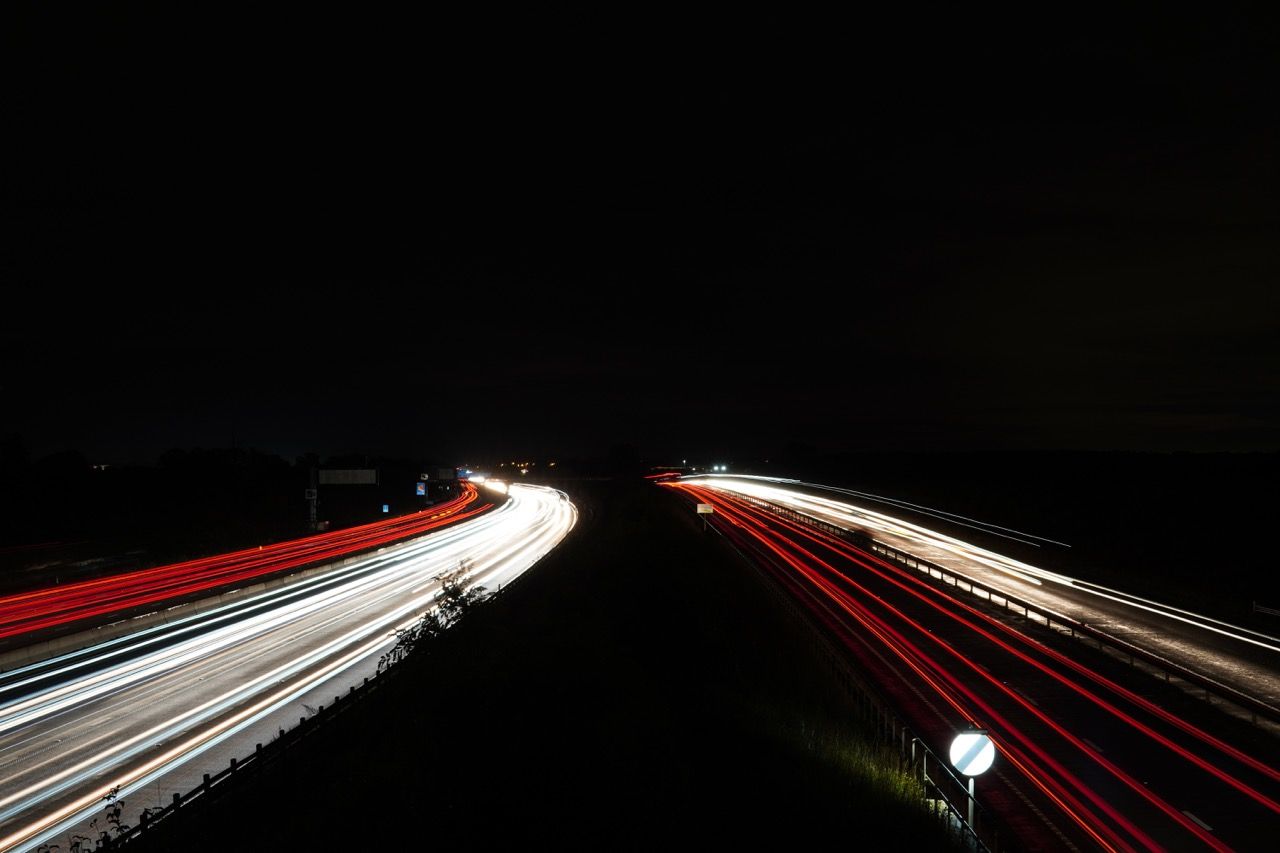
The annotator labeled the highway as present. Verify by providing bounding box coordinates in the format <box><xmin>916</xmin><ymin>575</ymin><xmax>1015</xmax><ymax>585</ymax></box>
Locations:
<box><xmin>0</xmin><ymin>481</ymin><xmax>575</xmax><ymax>852</ymax></box>
<box><xmin>670</xmin><ymin>477</ymin><xmax>1280</xmax><ymax>851</ymax></box>
<box><xmin>694</xmin><ymin>475</ymin><xmax>1280</xmax><ymax>713</ymax></box>
<box><xmin>0</xmin><ymin>483</ymin><xmax>485</xmax><ymax>643</ymax></box>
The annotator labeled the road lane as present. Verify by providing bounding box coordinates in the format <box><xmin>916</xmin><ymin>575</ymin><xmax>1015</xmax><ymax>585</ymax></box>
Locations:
<box><xmin>692</xmin><ymin>475</ymin><xmax>1280</xmax><ymax>713</ymax></box>
<box><xmin>0</xmin><ymin>482</ymin><xmax>575</xmax><ymax>852</ymax></box>
<box><xmin>671</xmin><ymin>479</ymin><xmax>1280</xmax><ymax>851</ymax></box>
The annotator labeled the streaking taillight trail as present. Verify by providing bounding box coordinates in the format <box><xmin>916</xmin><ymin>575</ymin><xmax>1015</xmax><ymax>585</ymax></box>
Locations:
<box><xmin>667</xmin><ymin>480</ymin><xmax>1278</xmax><ymax>852</ymax></box>
<box><xmin>0</xmin><ymin>483</ymin><xmax>576</xmax><ymax>852</ymax></box>
<box><xmin>0</xmin><ymin>484</ymin><xmax>483</xmax><ymax>640</ymax></box>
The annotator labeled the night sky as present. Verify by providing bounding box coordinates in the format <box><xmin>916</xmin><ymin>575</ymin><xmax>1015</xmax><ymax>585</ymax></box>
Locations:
<box><xmin>5</xmin><ymin>9</ymin><xmax>1277</xmax><ymax>466</ymax></box>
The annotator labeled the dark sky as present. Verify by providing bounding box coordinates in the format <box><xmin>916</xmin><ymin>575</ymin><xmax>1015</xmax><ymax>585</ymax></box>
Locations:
<box><xmin>4</xmin><ymin>9</ymin><xmax>1277</xmax><ymax>465</ymax></box>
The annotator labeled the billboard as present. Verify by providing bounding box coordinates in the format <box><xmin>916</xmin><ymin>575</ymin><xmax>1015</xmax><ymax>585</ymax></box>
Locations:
<box><xmin>318</xmin><ymin>469</ymin><xmax>379</xmax><ymax>485</ymax></box>
<box><xmin>415</xmin><ymin>482</ymin><xmax>426</xmax><ymax>496</ymax></box>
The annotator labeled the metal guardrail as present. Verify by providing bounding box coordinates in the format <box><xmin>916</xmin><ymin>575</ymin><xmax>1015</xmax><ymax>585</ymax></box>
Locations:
<box><xmin>741</xmin><ymin>494</ymin><xmax>1280</xmax><ymax>729</ymax></box>
<box><xmin>692</xmin><ymin>494</ymin><xmax>997</xmax><ymax>851</ymax></box>
<box><xmin>2</xmin><ymin>489</ymin><xmax>506</xmax><ymax>667</ymax></box>
<box><xmin>96</xmin><ymin>579</ymin><xmax>524</xmax><ymax>849</ymax></box>
<box><xmin>1254</xmin><ymin>601</ymin><xmax>1280</xmax><ymax>618</ymax></box>
<box><xmin>94</xmin><ymin>669</ymin><xmax>389</xmax><ymax>848</ymax></box>
<box><xmin>864</xmin><ymin>537</ymin><xmax>1280</xmax><ymax>729</ymax></box>
<box><xmin>60</xmin><ymin>489</ymin><xmax>546</xmax><ymax>849</ymax></box>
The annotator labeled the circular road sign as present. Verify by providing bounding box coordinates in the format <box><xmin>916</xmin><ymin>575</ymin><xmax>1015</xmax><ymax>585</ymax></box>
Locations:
<box><xmin>950</xmin><ymin>731</ymin><xmax>995</xmax><ymax>777</ymax></box>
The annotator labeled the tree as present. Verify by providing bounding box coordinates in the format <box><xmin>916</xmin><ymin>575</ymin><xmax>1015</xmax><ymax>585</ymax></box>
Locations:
<box><xmin>88</xmin><ymin>785</ymin><xmax>129</xmax><ymax>846</ymax></box>
<box><xmin>375</xmin><ymin>559</ymin><xmax>487</xmax><ymax>672</ymax></box>
<box><xmin>435</xmin><ymin>559</ymin><xmax>487</xmax><ymax>627</ymax></box>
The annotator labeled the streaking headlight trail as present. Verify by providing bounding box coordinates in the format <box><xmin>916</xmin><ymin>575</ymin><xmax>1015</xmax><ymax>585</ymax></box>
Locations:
<box><xmin>689</xmin><ymin>475</ymin><xmax>1280</xmax><ymax>655</ymax></box>
<box><xmin>667</xmin><ymin>477</ymin><xmax>1280</xmax><ymax>851</ymax></box>
<box><xmin>0</xmin><ymin>483</ymin><xmax>575</xmax><ymax>852</ymax></box>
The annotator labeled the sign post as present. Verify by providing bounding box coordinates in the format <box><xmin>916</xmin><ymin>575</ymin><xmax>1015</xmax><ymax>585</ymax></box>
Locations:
<box><xmin>696</xmin><ymin>502</ymin><xmax>714</xmax><ymax>531</ymax></box>
<box><xmin>306</xmin><ymin>465</ymin><xmax>319</xmax><ymax>530</ymax></box>
<box><xmin>950</xmin><ymin>729</ymin><xmax>995</xmax><ymax>833</ymax></box>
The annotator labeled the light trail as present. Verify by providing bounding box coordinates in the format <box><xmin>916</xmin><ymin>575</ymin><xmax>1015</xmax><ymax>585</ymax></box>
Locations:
<box><xmin>689</xmin><ymin>475</ymin><xmax>1280</xmax><ymax>655</ymax></box>
<box><xmin>667</xmin><ymin>480</ymin><xmax>1280</xmax><ymax>851</ymax></box>
<box><xmin>716</xmin><ymin>474</ymin><xmax>1072</xmax><ymax>547</ymax></box>
<box><xmin>756</xmin><ymin>500</ymin><xmax>1279</xmax><ymax>822</ymax></box>
<box><xmin>0</xmin><ymin>483</ymin><xmax>575</xmax><ymax>852</ymax></box>
<box><xmin>678</xmin><ymin>485</ymin><xmax>1150</xmax><ymax>850</ymax></box>
<box><xmin>0</xmin><ymin>485</ymin><xmax>483</xmax><ymax>641</ymax></box>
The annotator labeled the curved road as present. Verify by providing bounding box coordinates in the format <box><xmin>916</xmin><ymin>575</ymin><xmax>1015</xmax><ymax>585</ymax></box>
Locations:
<box><xmin>694</xmin><ymin>475</ymin><xmax>1280</xmax><ymax>713</ymax></box>
<box><xmin>675</xmin><ymin>476</ymin><xmax>1280</xmax><ymax>851</ymax></box>
<box><xmin>0</xmin><ymin>482</ymin><xmax>575</xmax><ymax>852</ymax></box>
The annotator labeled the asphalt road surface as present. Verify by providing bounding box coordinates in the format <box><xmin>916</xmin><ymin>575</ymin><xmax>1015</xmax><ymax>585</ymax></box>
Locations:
<box><xmin>0</xmin><ymin>482</ymin><xmax>575</xmax><ymax>852</ymax></box>
<box><xmin>673</xmin><ymin>476</ymin><xmax>1280</xmax><ymax>851</ymax></box>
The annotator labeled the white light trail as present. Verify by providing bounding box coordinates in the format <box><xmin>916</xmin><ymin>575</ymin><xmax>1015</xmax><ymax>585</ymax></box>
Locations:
<box><xmin>0</xmin><ymin>484</ymin><xmax>575</xmax><ymax>852</ymax></box>
<box><xmin>689</xmin><ymin>476</ymin><xmax>1280</xmax><ymax>655</ymax></box>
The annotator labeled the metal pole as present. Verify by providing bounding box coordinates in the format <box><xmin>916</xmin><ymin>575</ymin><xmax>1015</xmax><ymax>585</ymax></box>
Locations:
<box><xmin>968</xmin><ymin>776</ymin><xmax>975</xmax><ymax>831</ymax></box>
<box><xmin>308</xmin><ymin>466</ymin><xmax>318</xmax><ymax>529</ymax></box>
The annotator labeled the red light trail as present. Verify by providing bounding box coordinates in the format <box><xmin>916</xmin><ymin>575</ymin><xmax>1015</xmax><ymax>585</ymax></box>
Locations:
<box><xmin>667</xmin><ymin>481</ymin><xmax>1278</xmax><ymax>851</ymax></box>
<box><xmin>0</xmin><ymin>484</ymin><xmax>488</xmax><ymax>642</ymax></box>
